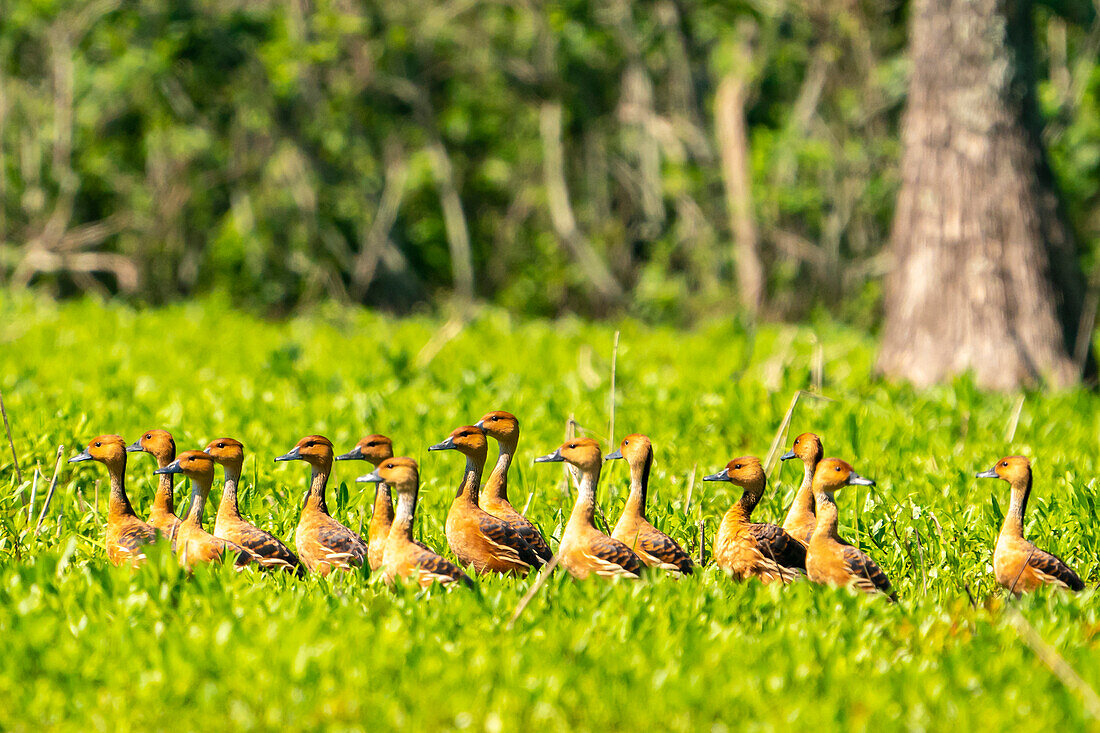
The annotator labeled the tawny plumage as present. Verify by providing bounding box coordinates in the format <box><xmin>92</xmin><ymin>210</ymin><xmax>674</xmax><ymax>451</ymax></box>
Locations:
<box><xmin>431</xmin><ymin>426</ymin><xmax>544</xmax><ymax>575</ymax></box>
<box><xmin>806</xmin><ymin>458</ymin><xmax>895</xmax><ymax>599</ymax></box>
<box><xmin>358</xmin><ymin>457</ymin><xmax>473</xmax><ymax>589</ymax></box>
<box><xmin>277</xmin><ymin>435</ymin><xmax>367</xmax><ymax>575</ymax></box>
<box><xmin>779</xmin><ymin>432</ymin><xmax>823</xmax><ymax>547</ymax></box>
<box><xmin>335</xmin><ymin>434</ymin><xmax>398</xmax><ymax>572</ymax></box>
<box><xmin>70</xmin><ymin>435</ymin><xmax>160</xmax><ymax>567</ymax></box>
<box><xmin>704</xmin><ymin>457</ymin><xmax>805</xmax><ymax>583</ymax></box>
<box><xmin>125</xmin><ymin>429</ymin><xmax>182</xmax><ymax>544</ymax></box>
<box><xmin>605</xmin><ymin>434</ymin><xmax>692</xmax><ymax>574</ymax></box>
<box><xmin>155</xmin><ymin>450</ymin><xmax>252</xmax><ymax>572</ymax></box>
<box><xmin>474</xmin><ymin>411</ymin><xmax>552</xmax><ymax>562</ymax></box>
<box><xmin>977</xmin><ymin>456</ymin><xmax>1084</xmax><ymax>594</ymax></box>
<box><xmin>535</xmin><ymin>438</ymin><xmax>643</xmax><ymax>580</ymax></box>
<box><xmin>206</xmin><ymin>438</ymin><xmax>303</xmax><ymax>575</ymax></box>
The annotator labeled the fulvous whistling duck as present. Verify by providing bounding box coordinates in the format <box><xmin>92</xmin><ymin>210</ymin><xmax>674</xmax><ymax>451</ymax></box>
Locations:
<box><xmin>535</xmin><ymin>438</ymin><xmax>643</xmax><ymax>580</ymax></box>
<box><xmin>70</xmin><ymin>435</ymin><xmax>159</xmax><ymax>566</ymax></box>
<box><xmin>605</xmin><ymin>434</ymin><xmax>692</xmax><ymax>574</ymax></box>
<box><xmin>276</xmin><ymin>435</ymin><xmax>367</xmax><ymax>575</ymax></box>
<box><xmin>155</xmin><ymin>450</ymin><xmax>252</xmax><ymax>571</ymax></box>
<box><xmin>806</xmin><ymin>458</ymin><xmax>895</xmax><ymax>599</ymax></box>
<box><xmin>206</xmin><ymin>437</ymin><xmax>303</xmax><ymax>575</ymax></box>
<box><xmin>335</xmin><ymin>434</ymin><xmax>398</xmax><ymax>572</ymax></box>
<box><xmin>358</xmin><ymin>457</ymin><xmax>473</xmax><ymax>588</ymax></box>
<box><xmin>779</xmin><ymin>432</ymin><xmax>824</xmax><ymax>547</ymax></box>
<box><xmin>125</xmin><ymin>429</ymin><xmax>182</xmax><ymax>544</ymax></box>
<box><xmin>474</xmin><ymin>411</ymin><xmax>552</xmax><ymax>562</ymax></box>
<box><xmin>430</xmin><ymin>426</ymin><xmax>545</xmax><ymax>576</ymax></box>
<box><xmin>977</xmin><ymin>456</ymin><xmax>1084</xmax><ymax>594</ymax></box>
<box><xmin>704</xmin><ymin>456</ymin><xmax>806</xmax><ymax>583</ymax></box>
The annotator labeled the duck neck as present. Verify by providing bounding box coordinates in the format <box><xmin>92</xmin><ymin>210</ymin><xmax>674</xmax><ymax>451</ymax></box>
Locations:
<box><xmin>152</xmin><ymin>453</ymin><xmax>176</xmax><ymax>517</ymax></box>
<box><xmin>484</xmin><ymin>437</ymin><xmax>517</xmax><ymax>504</ymax></box>
<box><xmin>567</xmin><ymin>465</ymin><xmax>601</xmax><ymax>529</ymax></box>
<box><xmin>107</xmin><ymin>460</ymin><xmax>137</xmax><ymax>519</ymax></box>
<box><xmin>304</xmin><ymin>462</ymin><xmax>332</xmax><ymax>515</ymax></box>
<box><xmin>1001</xmin><ymin>473</ymin><xmax>1032</xmax><ymax>539</ymax></box>
<box><xmin>216</xmin><ymin>461</ymin><xmax>244</xmax><ymax>521</ymax></box>
<box><xmin>811</xmin><ymin>490</ymin><xmax>841</xmax><ymax>541</ymax></box>
<box><xmin>455</xmin><ymin>452</ymin><xmax>485</xmax><ymax>506</ymax></box>
<box><xmin>791</xmin><ymin>459</ymin><xmax>817</xmax><ymax>516</ymax></box>
<box><xmin>730</xmin><ymin>477</ymin><xmax>765</xmax><ymax>521</ymax></box>
<box><xmin>183</xmin><ymin>475</ymin><xmax>213</xmax><ymax>529</ymax></box>
<box><xmin>622</xmin><ymin>450</ymin><xmax>653</xmax><ymax>520</ymax></box>
<box><xmin>391</xmin><ymin>487</ymin><xmax>417</xmax><ymax>542</ymax></box>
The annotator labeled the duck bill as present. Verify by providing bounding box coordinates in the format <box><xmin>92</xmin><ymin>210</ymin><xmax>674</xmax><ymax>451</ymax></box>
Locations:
<box><xmin>779</xmin><ymin>450</ymin><xmax>796</xmax><ymax>461</ymax></box>
<box><xmin>356</xmin><ymin>470</ymin><xmax>382</xmax><ymax>483</ymax></box>
<box><xmin>154</xmin><ymin>459</ymin><xmax>184</xmax><ymax>476</ymax></box>
<box><xmin>703</xmin><ymin>468</ymin><xmax>730</xmax><ymax>482</ymax></box>
<box><xmin>335</xmin><ymin>446</ymin><xmax>363</xmax><ymax>461</ymax></box>
<box><xmin>975</xmin><ymin>468</ymin><xmax>999</xmax><ymax>479</ymax></box>
<box><xmin>68</xmin><ymin>449</ymin><xmax>94</xmax><ymax>464</ymax></box>
<box><xmin>274</xmin><ymin>446</ymin><xmax>302</xmax><ymax>462</ymax></box>
<box><xmin>473</xmin><ymin>418</ymin><xmax>486</xmax><ymax>429</ymax></box>
<box><xmin>125</xmin><ymin>440</ymin><xmax>144</xmax><ymax>454</ymax></box>
<box><xmin>428</xmin><ymin>436</ymin><xmax>456</xmax><ymax>452</ymax></box>
<box><xmin>604</xmin><ymin>448</ymin><xmax>624</xmax><ymax>461</ymax></box>
<box><xmin>846</xmin><ymin>472</ymin><xmax>875</xmax><ymax>487</ymax></box>
<box><xmin>534</xmin><ymin>449</ymin><xmax>564</xmax><ymax>464</ymax></box>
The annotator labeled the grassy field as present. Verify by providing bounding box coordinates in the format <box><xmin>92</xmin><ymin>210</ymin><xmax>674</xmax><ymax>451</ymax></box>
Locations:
<box><xmin>1</xmin><ymin>293</ymin><xmax>1099</xmax><ymax>730</ymax></box>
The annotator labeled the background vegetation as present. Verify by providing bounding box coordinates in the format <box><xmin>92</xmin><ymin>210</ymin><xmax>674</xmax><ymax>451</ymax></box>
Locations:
<box><xmin>3</xmin><ymin>1</ymin><xmax>1098</xmax><ymax>321</ymax></box>
<box><xmin>1</xmin><ymin>294</ymin><xmax>1099</xmax><ymax>729</ymax></box>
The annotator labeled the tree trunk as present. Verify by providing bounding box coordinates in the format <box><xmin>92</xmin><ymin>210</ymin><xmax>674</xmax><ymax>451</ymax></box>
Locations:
<box><xmin>878</xmin><ymin>0</ymin><xmax>1090</xmax><ymax>389</ymax></box>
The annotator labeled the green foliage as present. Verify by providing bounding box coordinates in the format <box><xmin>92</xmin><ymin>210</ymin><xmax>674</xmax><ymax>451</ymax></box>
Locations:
<box><xmin>1</xmin><ymin>295</ymin><xmax>1100</xmax><ymax>728</ymax></box>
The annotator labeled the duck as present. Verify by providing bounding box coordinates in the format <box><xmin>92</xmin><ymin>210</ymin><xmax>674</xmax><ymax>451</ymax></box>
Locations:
<box><xmin>474</xmin><ymin>411</ymin><xmax>553</xmax><ymax>562</ymax></box>
<box><xmin>703</xmin><ymin>456</ymin><xmax>806</xmax><ymax>583</ymax></box>
<box><xmin>535</xmin><ymin>438</ymin><xmax>643</xmax><ymax>580</ymax></box>
<box><xmin>430</xmin><ymin>426</ymin><xmax>545</xmax><ymax>576</ymax></box>
<box><xmin>335</xmin><ymin>434</ymin><xmax>399</xmax><ymax>572</ymax></box>
<box><xmin>977</xmin><ymin>456</ymin><xmax>1084</xmax><ymax>594</ymax></box>
<box><xmin>605</xmin><ymin>434</ymin><xmax>692</xmax><ymax>573</ymax></box>
<box><xmin>125</xmin><ymin>429</ymin><xmax>182</xmax><ymax>544</ymax></box>
<box><xmin>276</xmin><ymin>435</ymin><xmax>367</xmax><ymax>575</ymax></box>
<box><xmin>357</xmin><ymin>457</ymin><xmax>474</xmax><ymax>588</ymax></box>
<box><xmin>805</xmin><ymin>458</ymin><xmax>895</xmax><ymax>599</ymax></box>
<box><xmin>154</xmin><ymin>450</ymin><xmax>252</xmax><ymax>571</ymax></box>
<box><xmin>205</xmin><ymin>437</ymin><xmax>303</xmax><ymax>575</ymax></box>
<box><xmin>778</xmin><ymin>432</ymin><xmax>824</xmax><ymax>547</ymax></box>
<box><xmin>69</xmin><ymin>435</ymin><xmax>160</xmax><ymax>566</ymax></box>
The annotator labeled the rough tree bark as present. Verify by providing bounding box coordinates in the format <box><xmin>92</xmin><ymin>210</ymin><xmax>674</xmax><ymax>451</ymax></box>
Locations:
<box><xmin>878</xmin><ymin>0</ymin><xmax>1091</xmax><ymax>389</ymax></box>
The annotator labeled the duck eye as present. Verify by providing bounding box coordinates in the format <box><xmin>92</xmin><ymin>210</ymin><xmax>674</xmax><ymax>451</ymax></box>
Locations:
<box><xmin>94</xmin><ymin>442</ymin><xmax>101</xmax><ymax>447</ymax></box>
<box><xmin>835</xmin><ymin>466</ymin><xmax>841</xmax><ymax>472</ymax></box>
<box><xmin>734</xmin><ymin>463</ymin><xmax>742</xmax><ymax>470</ymax></box>
<box><xmin>1001</xmin><ymin>461</ymin><xmax>1008</xmax><ymax>467</ymax></box>
<box><xmin>491</xmin><ymin>416</ymin><xmax>499</xmax><ymax>421</ymax></box>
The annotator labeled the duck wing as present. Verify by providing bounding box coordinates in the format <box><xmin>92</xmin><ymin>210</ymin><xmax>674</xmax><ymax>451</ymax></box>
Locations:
<box><xmin>234</xmin><ymin>524</ymin><xmax>304</xmax><ymax>576</ymax></box>
<box><xmin>840</xmin><ymin>544</ymin><xmax>896</xmax><ymax>599</ymax></box>
<box><xmin>749</xmin><ymin>523</ymin><xmax>807</xmax><ymax>571</ymax></box>
<box><xmin>475</xmin><ymin>512</ymin><xmax>543</xmax><ymax>569</ymax></box>
<box><xmin>411</xmin><ymin>547</ymin><xmax>475</xmax><ymax>588</ymax></box>
<box><xmin>637</xmin><ymin>530</ymin><xmax>693</xmax><ymax>574</ymax></box>
<box><xmin>581</xmin><ymin>534</ymin><xmax>643</xmax><ymax>578</ymax></box>
<box><xmin>310</xmin><ymin>518</ymin><xmax>368</xmax><ymax>569</ymax></box>
<box><xmin>1029</xmin><ymin>548</ymin><xmax>1084</xmax><ymax>591</ymax></box>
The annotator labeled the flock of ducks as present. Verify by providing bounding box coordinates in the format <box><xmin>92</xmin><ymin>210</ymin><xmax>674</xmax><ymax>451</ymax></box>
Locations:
<box><xmin>67</xmin><ymin>411</ymin><xmax>1086</xmax><ymax>597</ymax></box>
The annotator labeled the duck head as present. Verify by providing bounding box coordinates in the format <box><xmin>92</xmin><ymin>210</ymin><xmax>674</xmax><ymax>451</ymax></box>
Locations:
<box><xmin>358</xmin><ymin>456</ymin><xmax>419</xmax><ymax>494</ymax></box>
<box><xmin>336</xmin><ymin>434</ymin><xmax>393</xmax><ymax>465</ymax></box>
<box><xmin>475</xmin><ymin>411</ymin><xmax>520</xmax><ymax>443</ymax></box>
<box><xmin>70</xmin><ymin>434</ymin><xmax>127</xmax><ymax>469</ymax></box>
<box><xmin>155</xmin><ymin>450</ymin><xmax>216</xmax><ymax>484</ymax></box>
<box><xmin>812</xmin><ymin>457</ymin><xmax>875</xmax><ymax>492</ymax></box>
<box><xmin>126</xmin><ymin>429</ymin><xmax>176</xmax><ymax>464</ymax></box>
<box><xmin>605</xmin><ymin>433</ymin><xmax>652</xmax><ymax>464</ymax></box>
<box><xmin>976</xmin><ymin>455</ymin><xmax>1030</xmax><ymax>483</ymax></box>
<box><xmin>429</xmin><ymin>426</ymin><xmax>487</xmax><ymax>460</ymax></box>
<box><xmin>780</xmin><ymin>432</ymin><xmax>823</xmax><ymax>464</ymax></box>
<box><xmin>703</xmin><ymin>456</ymin><xmax>765</xmax><ymax>486</ymax></box>
<box><xmin>275</xmin><ymin>435</ymin><xmax>335</xmax><ymax>468</ymax></box>
<box><xmin>535</xmin><ymin>437</ymin><xmax>602</xmax><ymax>472</ymax></box>
<box><xmin>204</xmin><ymin>437</ymin><xmax>245</xmax><ymax>471</ymax></box>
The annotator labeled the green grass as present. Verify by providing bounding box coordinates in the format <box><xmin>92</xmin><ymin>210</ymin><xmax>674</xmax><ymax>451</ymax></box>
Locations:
<box><xmin>1</xmin><ymin>293</ymin><xmax>1099</xmax><ymax>731</ymax></box>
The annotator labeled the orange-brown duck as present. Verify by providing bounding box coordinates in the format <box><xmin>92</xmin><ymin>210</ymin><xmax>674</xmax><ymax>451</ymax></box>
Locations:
<box><xmin>277</xmin><ymin>435</ymin><xmax>367</xmax><ymax>575</ymax></box>
<box><xmin>125</xmin><ymin>429</ymin><xmax>182</xmax><ymax>544</ymax></box>
<box><xmin>206</xmin><ymin>437</ymin><xmax>302</xmax><ymax>575</ymax></box>
<box><xmin>977</xmin><ymin>456</ymin><xmax>1084</xmax><ymax>594</ymax></box>
<box><xmin>535</xmin><ymin>438</ymin><xmax>643</xmax><ymax>580</ymax></box>
<box><xmin>605</xmin><ymin>434</ymin><xmax>692</xmax><ymax>574</ymax></box>
<box><xmin>335</xmin><ymin>434</ymin><xmax>398</xmax><ymax>572</ymax></box>
<box><xmin>155</xmin><ymin>450</ymin><xmax>252</xmax><ymax>572</ymax></box>
<box><xmin>704</xmin><ymin>457</ymin><xmax>805</xmax><ymax>583</ymax></box>
<box><xmin>431</xmin><ymin>426</ymin><xmax>545</xmax><ymax>576</ymax></box>
<box><xmin>70</xmin><ymin>435</ymin><xmax>160</xmax><ymax>567</ymax></box>
<box><xmin>778</xmin><ymin>432</ymin><xmax>823</xmax><ymax>547</ymax></box>
<box><xmin>474</xmin><ymin>411</ymin><xmax>552</xmax><ymax>562</ymax></box>
<box><xmin>805</xmin><ymin>458</ymin><xmax>895</xmax><ymax>599</ymax></box>
<box><xmin>358</xmin><ymin>457</ymin><xmax>473</xmax><ymax>589</ymax></box>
